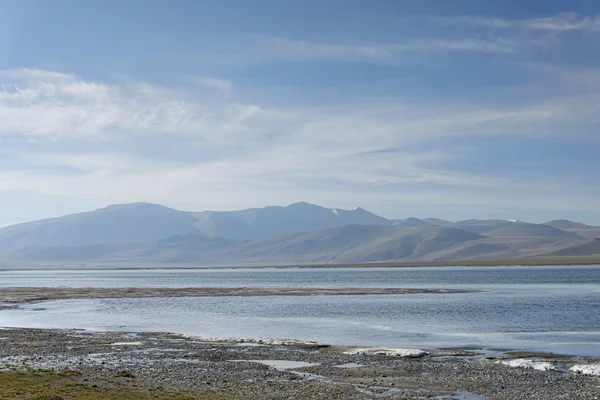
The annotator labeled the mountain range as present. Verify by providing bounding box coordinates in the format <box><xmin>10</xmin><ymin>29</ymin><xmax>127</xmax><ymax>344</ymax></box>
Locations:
<box><xmin>1</xmin><ymin>202</ymin><xmax>599</xmax><ymax>266</ymax></box>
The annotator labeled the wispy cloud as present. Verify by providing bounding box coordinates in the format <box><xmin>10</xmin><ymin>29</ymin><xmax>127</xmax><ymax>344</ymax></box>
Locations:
<box><xmin>0</xmin><ymin>67</ymin><xmax>599</xmax><ymax>222</ymax></box>
<box><xmin>189</xmin><ymin>76</ymin><xmax>235</xmax><ymax>97</ymax></box>
<box><xmin>439</xmin><ymin>12</ymin><xmax>600</xmax><ymax>33</ymax></box>
<box><xmin>0</xmin><ymin>69</ymin><xmax>261</xmax><ymax>141</ymax></box>
<box><xmin>266</xmin><ymin>36</ymin><xmax>518</xmax><ymax>62</ymax></box>
<box><xmin>2</xmin><ymin>67</ymin><xmax>576</xmax><ymax>150</ymax></box>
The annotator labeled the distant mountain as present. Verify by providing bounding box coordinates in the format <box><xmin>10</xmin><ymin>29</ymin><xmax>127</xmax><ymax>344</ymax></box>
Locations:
<box><xmin>0</xmin><ymin>203</ymin><xmax>205</xmax><ymax>252</ymax></box>
<box><xmin>543</xmin><ymin>219</ymin><xmax>594</xmax><ymax>231</ymax></box>
<box><xmin>233</xmin><ymin>224</ymin><xmax>398</xmax><ymax>262</ymax></box>
<box><xmin>444</xmin><ymin>219</ymin><xmax>514</xmax><ymax>234</ymax></box>
<box><xmin>1</xmin><ymin>202</ymin><xmax>598</xmax><ymax>266</ymax></box>
<box><xmin>138</xmin><ymin>233</ymin><xmax>239</xmax><ymax>263</ymax></box>
<box><xmin>425</xmin><ymin>218</ymin><xmax>452</xmax><ymax>226</ymax></box>
<box><xmin>191</xmin><ymin>202</ymin><xmax>392</xmax><ymax>240</ymax></box>
<box><xmin>541</xmin><ymin>239</ymin><xmax>600</xmax><ymax>257</ymax></box>
<box><xmin>14</xmin><ymin>224</ymin><xmax>485</xmax><ymax>264</ymax></box>
<box><xmin>12</xmin><ymin>233</ymin><xmax>238</xmax><ymax>264</ymax></box>
<box><xmin>574</xmin><ymin>228</ymin><xmax>600</xmax><ymax>239</ymax></box>
<box><xmin>393</xmin><ymin>217</ymin><xmax>432</xmax><ymax>228</ymax></box>
<box><xmin>542</xmin><ymin>220</ymin><xmax>600</xmax><ymax>240</ymax></box>
<box><xmin>485</xmin><ymin>222</ymin><xmax>582</xmax><ymax>239</ymax></box>
<box><xmin>330</xmin><ymin>226</ymin><xmax>484</xmax><ymax>263</ymax></box>
<box><xmin>426</xmin><ymin>241</ymin><xmax>515</xmax><ymax>261</ymax></box>
<box><xmin>13</xmin><ymin>243</ymin><xmax>138</xmax><ymax>262</ymax></box>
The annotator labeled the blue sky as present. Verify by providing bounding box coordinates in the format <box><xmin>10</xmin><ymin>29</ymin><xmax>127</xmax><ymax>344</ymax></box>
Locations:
<box><xmin>1</xmin><ymin>0</ymin><xmax>599</xmax><ymax>226</ymax></box>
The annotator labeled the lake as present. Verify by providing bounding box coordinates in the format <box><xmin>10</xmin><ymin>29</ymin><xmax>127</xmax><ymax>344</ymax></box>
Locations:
<box><xmin>1</xmin><ymin>266</ymin><xmax>599</xmax><ymax>356</ymax></box>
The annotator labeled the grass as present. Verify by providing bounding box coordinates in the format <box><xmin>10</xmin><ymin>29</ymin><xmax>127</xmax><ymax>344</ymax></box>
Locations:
<box><xmin>0</xmin><ymin>371</ymin><xmax>230</xmax><ymax>400</ymax></box>
<box><xmin>31</xmin><ymin>397</ymin><xmax>65</xmax><ymax>400</ymax></box>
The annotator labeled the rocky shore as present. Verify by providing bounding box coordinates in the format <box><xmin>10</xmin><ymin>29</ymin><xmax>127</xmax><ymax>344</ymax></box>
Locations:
<box><xmin>0</xmin><ymin>328</ymin><xmax>598</xmax><ymax>400</ymax></box>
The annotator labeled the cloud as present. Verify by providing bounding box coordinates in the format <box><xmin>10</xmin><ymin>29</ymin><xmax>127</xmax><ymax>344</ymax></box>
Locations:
<box><xmin>2</xmin><ymin>148</ymin><xmax>598</xmax><ymax>222</ymax></box>
<box><xmin>266</xmin><ymin>36</ymin><xmax>518</xmax><ymax>62</ymax></box>
<box><xmin>171</xmin><ymin>34</ymin><xmax>521</xmax><ymax>68</ymax></box>
<box><xmin>0</xmin><ymin>69</ymin><xmax>261</xmax><ymax>141</ymax></box>
<box><xmin>2</xmin><ymin>67</ymin><xmax>579</xmax><ymax>151</ymax></box>
<box><xmin>0</xmin><ymin>67</ymin><xmax>599</xmax><ymax>223</ymax></box>
<box><xmin>439</xmin><ymin>12</ymin><xmax>600</xmax><ymax>33</ymax></box>
<box><xmin>189</xmin><ymin>76</ymin><xmax>234</xmax><ymax>96</ymax></box>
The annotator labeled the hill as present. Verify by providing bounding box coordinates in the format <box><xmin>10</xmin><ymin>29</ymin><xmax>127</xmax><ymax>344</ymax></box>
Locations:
<box><xmin>543</xmin><ymin>219</ymin><xmax>594</xmax><ymax>231</ymax></box>
<box><xmin>329</xmin><ymin>226</ymin><xmax>484</xmax><ymax>263</ymax></box>
<box><xmin>0</xmin><ymin>203</ymin><xmax>205</xmax><ymax>253</ymax></box>
<box><xmin>191</xmin><ymin>202</ymin><xmax>392</xmax><ymax>239</ymax></box>
<box><xmin>1</xmin><ymin>202</ymin><xmax>598</xmax><ymax>265</ymax></box>
<box><xmin>10</xmin><ymin>224</ymin><xmax>487</xmax><ymax>264</ymax></box>
<box><xmin>393</xmin><ymin>217</ymin><xmax>432</xmax><ymax>228</ymax></box>
<box><xmin>443</xmin><ymin>220</ymin><xmax>513</xmax><ymax>234</ymax></box>
<box><xmin>541</xmin><ymin>239</ymin><xmax>600</xmax><ymax>257</ymax></box>
<box><xmin>485</xmin><ymin>223</ymin><xmax>582</xmax><ymax>239</ymax></box>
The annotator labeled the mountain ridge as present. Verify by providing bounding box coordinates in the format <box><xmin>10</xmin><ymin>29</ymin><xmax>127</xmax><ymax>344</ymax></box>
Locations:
<box><xmin>1</xmin><ymin>202</ymin><xmax>599</xmax><ymax>265</ymax></box>
<box><xmin>190</xmin><ymin>201</ymin><xmax>392</xmax><ymax>240</ymax></box>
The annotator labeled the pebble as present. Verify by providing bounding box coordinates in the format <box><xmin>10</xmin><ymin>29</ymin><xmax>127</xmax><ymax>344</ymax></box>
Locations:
<box><xmin>0</xmin><ymin>328</ymin><xmax>598</xmax><ymax>400</ymax></box>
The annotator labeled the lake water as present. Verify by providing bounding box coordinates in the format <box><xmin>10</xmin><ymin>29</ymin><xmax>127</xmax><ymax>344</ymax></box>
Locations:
<box><xmin>1</xmin><ymin>266</ymin><xmax>599</xmax><ymax>356</ymax></box>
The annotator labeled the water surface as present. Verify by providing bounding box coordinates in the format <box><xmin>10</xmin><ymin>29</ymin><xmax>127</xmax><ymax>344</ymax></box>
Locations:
<box><xmin>1</xmin><ymin>266</ymin><xmax>599</xmax><ymax>356</ymax></box>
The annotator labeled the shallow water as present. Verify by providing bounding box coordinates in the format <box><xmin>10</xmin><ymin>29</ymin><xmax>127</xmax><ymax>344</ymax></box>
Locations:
<box><xmin>233</xmin><ymin>360</ymin><xmax>319</xmax><ymax>370</ymax></box>
<box><xmin>1</xmin><ymin>265</ymin><xmax>599</xmax><ymax>289</ymax></box>
<box><xmin>1</xmin><ymin>266</ymin><xmax>599</xmax><ymax>356</ymax></box>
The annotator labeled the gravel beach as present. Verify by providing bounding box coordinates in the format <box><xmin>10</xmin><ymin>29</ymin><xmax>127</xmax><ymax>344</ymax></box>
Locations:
<box><xmin>0</xmin><ymin>328</ymin><xmax>598</xmax><ymax>400</ymax></box>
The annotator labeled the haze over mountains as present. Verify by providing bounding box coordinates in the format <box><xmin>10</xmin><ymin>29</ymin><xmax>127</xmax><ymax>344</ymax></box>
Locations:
<box><xmin>1</xmin><ymin>202</ymin><xmax>599</xmax><ymax>266</ymax></box>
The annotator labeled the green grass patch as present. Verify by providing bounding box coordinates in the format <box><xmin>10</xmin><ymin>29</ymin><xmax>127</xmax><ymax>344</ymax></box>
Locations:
<box><xmin>31</xmin><ymin>396</ymin><xmax>65</xmax><ymax>400</ymax></box>
<box><xmin>0</xmin><ymin>371</ymin><xmax>230</xmax><ymax>400</ymax></box>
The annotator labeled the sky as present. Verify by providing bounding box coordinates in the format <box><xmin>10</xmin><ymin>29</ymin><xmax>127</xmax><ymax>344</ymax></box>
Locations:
<box><xmin>1</xmin><ymin>0</ymin><xmax>599</xmax><ymax>226</ymax></box>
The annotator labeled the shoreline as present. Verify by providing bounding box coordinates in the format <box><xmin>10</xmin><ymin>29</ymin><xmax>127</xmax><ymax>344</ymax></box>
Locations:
<box><xmin>2</xmin><ymin>286</ymin><xmax>598</xmax><ymax>360</ymax></box>
<box><xmin>0</xmin><ymin>286</ymin><xmax>470</xmax><ymax>305</ymax></box>
<box><xmin>1</xmin><ymin>256</ymin><xmax>600</xmax><ymax>271</ymax></box>
<box><xmin>0</xmin><ymin>328</ymin><xmax>598</xmax><ymax>400</ymax></box>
